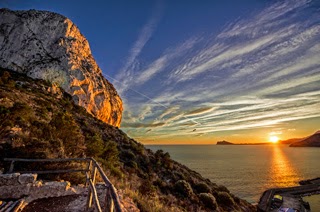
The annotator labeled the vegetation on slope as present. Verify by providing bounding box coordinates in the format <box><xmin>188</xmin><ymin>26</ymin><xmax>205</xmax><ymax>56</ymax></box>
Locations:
<box><xmin>0</xmin><ymin>68</ymin><xmax>255</xmax><ymax>211</ymax></box>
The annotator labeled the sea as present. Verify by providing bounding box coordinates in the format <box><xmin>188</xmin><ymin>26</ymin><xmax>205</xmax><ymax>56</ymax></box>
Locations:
<box><xmin>146</xmin><ymin>145</ymin><xmax>320</xmax><ymax>203</ymax></box>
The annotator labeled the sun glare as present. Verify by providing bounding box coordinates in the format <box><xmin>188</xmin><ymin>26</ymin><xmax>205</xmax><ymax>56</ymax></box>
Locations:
<box><xmin>269</xmin><ymin>135</ymin><xmax>279</xmax><ymax>143</ymax></box>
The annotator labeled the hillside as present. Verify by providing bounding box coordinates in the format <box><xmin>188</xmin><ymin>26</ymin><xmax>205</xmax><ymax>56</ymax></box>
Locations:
<box><xmin>290</xmin><ymin>131</ymin><xmax>320</xmax><ymax>147</ymax></box>
<box><xmin>0</xmin><ymin>69</ymin><xmax>255</xmax><ymax>211</ymax></box>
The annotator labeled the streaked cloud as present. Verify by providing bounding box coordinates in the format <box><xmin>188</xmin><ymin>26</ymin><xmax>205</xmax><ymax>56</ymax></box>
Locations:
<box><xmin>115</xmin><ymin>0</ymin><xmax>320</xmax><ymax>143</ymax></box>
<box><xmin>185</xmin><ymin>107</ymin><xmax>215</xmax><ymax>116</ymax></box>
<box><xmin>115</xmin><ymin>0</ymin><xmax>163</xmax><ymax>94</ymax></box>
<box><xmin>121</xmin><ymin>122</ymin><xmax>165</xmax><ymax>128</ymax></box>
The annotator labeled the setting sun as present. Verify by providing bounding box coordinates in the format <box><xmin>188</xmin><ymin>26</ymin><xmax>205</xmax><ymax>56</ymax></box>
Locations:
<box><xmin>269</xmin><ymin>135</ymin><xmax>279</xmax><ymax>143</ymax></box>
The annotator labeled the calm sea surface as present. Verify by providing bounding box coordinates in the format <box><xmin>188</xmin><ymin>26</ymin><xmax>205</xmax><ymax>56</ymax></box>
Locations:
<box><xmin>146</xmin><ymin>145</ymin><xmax>320</xmax><ymax>203</ymax></box>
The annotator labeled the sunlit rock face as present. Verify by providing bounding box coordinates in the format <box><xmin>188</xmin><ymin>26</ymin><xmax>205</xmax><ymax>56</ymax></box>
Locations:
<box><xmin>0</xmin><ymin>9</ymin><xmax>123</xmax><ymax>127</ymax></box>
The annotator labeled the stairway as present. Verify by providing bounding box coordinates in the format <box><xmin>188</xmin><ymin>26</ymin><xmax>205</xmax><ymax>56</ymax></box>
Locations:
<box><xmin>0</xmin><ymin>199</ymin><xmax>25</xmax><ymax>212</ymax></box>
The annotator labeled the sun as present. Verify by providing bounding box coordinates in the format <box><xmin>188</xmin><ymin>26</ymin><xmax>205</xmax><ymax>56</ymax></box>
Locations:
<box><xmin>269</xmin><ymin>135</ymin><xmax>279</xmax><ymax>143</ymax></box>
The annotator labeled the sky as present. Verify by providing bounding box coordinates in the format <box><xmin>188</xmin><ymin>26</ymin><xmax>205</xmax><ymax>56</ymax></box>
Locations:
<box><xmin>1</xmin><ymin>0</ymin><xmax>320</xmax><ymax>144</ymax></box>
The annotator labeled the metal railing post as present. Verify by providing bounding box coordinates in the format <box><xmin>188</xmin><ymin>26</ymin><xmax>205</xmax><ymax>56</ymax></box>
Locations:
<box><xmin>85</xmin><ymin>160</ymin><xmax>92</xmax><ymax>187</ymax></box>
<box><xmin>105</xmin><ymin>185</ymin><xmax>114</xmax><ymax>212</ymax></box>
<box><xmin>87</xmin><ymin>163</ymin><xmax>97</xmax><ymax>209</ymax></box>
<box><xmin>8</xmin><ymin>160</ymin><xmax>15</xmax><ymax>173</ymax></box>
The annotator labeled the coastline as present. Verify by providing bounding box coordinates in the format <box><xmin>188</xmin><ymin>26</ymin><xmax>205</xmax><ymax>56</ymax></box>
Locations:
<box><xmin>258</xmin><ymin>178</ymin><xmax>320</xmax><ymax>212</ymax></box>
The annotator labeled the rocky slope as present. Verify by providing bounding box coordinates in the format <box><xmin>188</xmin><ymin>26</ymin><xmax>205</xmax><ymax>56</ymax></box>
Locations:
<box><xmin>0</xmin><ymin>9</ymin><xmax>122</xmax><ymax>127</ymax></box>
<box><xmin>290</xmin><ymin>131</ymin><xmax>320</xmax><ymax>147</ymax></box>
<box><xmin>0</xmin><ymin>69</ymin><xmax>255</xmax><ymax>211</ymax></box>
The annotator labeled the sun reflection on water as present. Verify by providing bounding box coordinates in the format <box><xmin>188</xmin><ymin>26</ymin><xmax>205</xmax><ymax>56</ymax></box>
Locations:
<box><xmin>268</xmin><ymin>145</ymin><xmax>301</xmax><ymax>188</ymax></box>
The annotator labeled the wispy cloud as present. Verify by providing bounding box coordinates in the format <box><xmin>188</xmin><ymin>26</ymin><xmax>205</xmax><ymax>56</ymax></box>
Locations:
<box><xmin>117</xmin><ymin>0</ymin><xmax>320</xmax><ymax>143</ymax></box>
<box><xmin>115</xmin><ymin>1</ymin><xmax>163</xmax><ymax>93</ymax></box>
<box><xmin>134</xmin><ymin>38</ymin><xmax>200</xmax><ymax>86</ymax></box>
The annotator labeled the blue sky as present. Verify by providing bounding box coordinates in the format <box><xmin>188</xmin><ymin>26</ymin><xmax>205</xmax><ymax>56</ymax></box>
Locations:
<box><xmin>2</xmin><ymin>0</ymin><xmax>320</xmax><ymax>144</ymax></box>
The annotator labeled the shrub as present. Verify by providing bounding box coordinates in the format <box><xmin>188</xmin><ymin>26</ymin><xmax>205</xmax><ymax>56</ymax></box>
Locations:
<box><xmin>233</xmin><ymin>195</ymin><xmax>241</xmax><ymax>204</ymax></box>
<box><xmin>0</xmin><ymin>71</ymin><xmax>15</xmax><ymax>88</ymax></box>
<box><xmin>174</xmin><ymin>180</ymin><xmax>194</xmax><ymax>198</ymax></box>
<box><xmin>172</xmin><ymin>170</ymin><xmax>186</xmax><ymax>181</ymax></box>
<box><xmin>120</xmin><ymin>149</ymin><xmax>136</xmax><ymax>161</ymax></box>
<box><xmin>49</xmin><ymin>112</ymin><xmax>86</xmax><ymax>157</ymax></box>
<box><xmin>218</xmin><ymin>185</ymin><xmax>229</xmax><ymax>192</ymax></box>
<box><xmin>134</xmin><ymin>197</ymin><xmax>152</xmax><ymax>212</ymax></box>
<box><xmin>58</xmin><ymin>169</ymin><xmax>86</xmax><ymax>185</ymax></box>
<box><xmin>130</xmin><ymin>140</ymin><xmax>145</xmax><ymax>154</ymax></box>
<box><xmin>154</xmin><ymin>150</ymin><xmax>172</xmax><ymax>168</ymax></box>
<box><xmin>86</xmin><ymin>134</ymin><xmax>105</xmax><ymax>157</ymax></box>
<box><xmin>199</xmin><ymin>193</ymin><xmax>217</xmax><ymax>210</ymax></box>
<box><xmin>0</xmin><ymin>71</ymin><xmax>12</xmax><ymax>85</ymax></box>
<box><xmin>194</xmin><ymin>182</ymin><xmax>211</xmax><ymax>193</ymax></box>
<box><xmin>139</xmin><ymin>180</ymin><xmax>156</xmax><ymax>196</ymax></box>
<box><xmin>125</xmin><ymin>161</ymin><xmax>138</xmax><ymax>169</ymax></box>
<box><xmin>0</xmin><ymin>106</ymin><xmax>11</xmax><ymax>131</ymax></box>
<box><xmin>102</xmin><ymin>140</ymin><xmax>119</xmax><ymax>165</ymax></box>
<box><xmin>217</xmin><ymin>191</ymin><xmax>235</xmax><ymax>206</ymax></box>
<box><xmin>108</xmin><ymin>164</ymin><xmax>123</xmax><ymax>179</ymax></box>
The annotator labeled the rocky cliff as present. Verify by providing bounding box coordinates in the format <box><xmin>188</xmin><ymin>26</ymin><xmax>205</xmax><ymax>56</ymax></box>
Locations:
<box><xmin>0</xmin><ymin>8</ymin><xmax>122</xmax><ymax>127</ymax></box>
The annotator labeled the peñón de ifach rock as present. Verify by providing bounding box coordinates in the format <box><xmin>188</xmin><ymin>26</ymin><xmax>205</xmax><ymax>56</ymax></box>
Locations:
<box><xmin>0</xmin><ymin>8</ymin><xmax>123</xmax><ymax>127</ymax></box>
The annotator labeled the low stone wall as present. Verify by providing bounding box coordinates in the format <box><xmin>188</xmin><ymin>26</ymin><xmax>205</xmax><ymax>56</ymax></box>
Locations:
<box><xmin>0</xmin><ymin>173</ymin><xmax>85</xmax><ymax>202</ymax></box>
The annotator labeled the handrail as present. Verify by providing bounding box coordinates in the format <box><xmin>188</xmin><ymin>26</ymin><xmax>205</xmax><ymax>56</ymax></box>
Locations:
<box><xmin>90</xmin><ymin>158</ymin><xmax>122</xmax><ymax>212</ymax></box>
<box><xmin>3</xmin><ymin>157</ymin><xmax>122</xmax><ymax>212</ymax></box>
<box><xmin>3</xmin><ymin>158</ymin><xmax>90</xmax><ymax>162</ymax></box>
<box><xmin>88</xmin><ymin>178</ymin><xmax>102</xmax><ymax>212</ymax></box>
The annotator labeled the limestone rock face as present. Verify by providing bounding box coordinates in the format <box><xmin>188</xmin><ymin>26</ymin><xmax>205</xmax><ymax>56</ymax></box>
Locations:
<box><xmin>0</xmin><ymin>9</ymin><xmax>122</xmax><ymax>126</ymax></box>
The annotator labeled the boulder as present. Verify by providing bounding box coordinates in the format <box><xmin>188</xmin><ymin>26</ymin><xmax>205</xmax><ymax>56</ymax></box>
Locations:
<box><xmin>18</xmin><ymin>174</ymin><xmax>37</xmax><ymax>184</ymax></box>
<box><xmin>0</xmin><ymin>173</ymin><xmax>20</xmax><ymax>186</ymax></box>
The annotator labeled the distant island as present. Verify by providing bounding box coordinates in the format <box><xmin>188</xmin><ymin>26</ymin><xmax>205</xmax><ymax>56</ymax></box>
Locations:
<box><xmin>216</xmin><ymin>140</ymin><xmax>234</xmax><ymax>145</ymax></box>
<box><xmin>216</xmin><ymin>140</ymin><xmax>270</xmax><ymax>145</ymax></box>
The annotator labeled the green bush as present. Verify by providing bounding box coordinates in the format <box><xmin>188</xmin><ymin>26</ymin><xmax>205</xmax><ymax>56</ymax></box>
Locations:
<box><xmin>121</xmin><ymin>149</ymin><xmax>136</xmax><ymax>161</ymax></box>
<box><xmin>102</xmin><ymin>140</ymin><xmax>119</xmax><ymax>165</ymax></box>
<box><xmin>108</xmin><ymin>164</ymin><xmax>123</xmax><ymax>179</ymax></box>
<box><xmin>174</xmin><ymin>180</ymin><xmax>194</xmax><ymax>198</ymax></box>
<box><xmin>172</xmin><ymin>170</ymin><xmax>186</xmax><ymax>181</ymax></box>
<box><xmin>194</xmin><ymin>182</ymin><xmax>211</xmax><ymax>194</ymax></box>
<box><xmin>217</xmin><ymin>191</ymin><xmax>235</xmax><ymax>206</ymax></box>
<box><xmin>154</xmin><ymin>149</ymin><xmax>172</xmax><ymax>168</ymax></box>
<box><xmin>0</xmin><ymin>71</ymin><xmax>11</xmax><ymax>82</ymax></box>
<box><xmin>86</xmin><ymin>134</ymin><xmax>105</xmax><ymax>157</ymax></box>
<box><xmin>139</xmin><ymin>180</ymin><xmax>156</xmax><ymax>196</ymax></box>
<box><xmin>0</xmin><ymin>71</ymin><xmax>15</xmax><ymax>87</ymax></box>
<box><xmin>130</xmin><ymin>141</ymin><xmax>145</xmax><ymax>154</ymax></box>
<box><xmin>199</xmin><ymin>193</ymin><xmax>217</xmax><ymax>210</ymax></box>
<box><xmin>125</xmin><ymin>161</ymin><xmax>138</xmax><ymax>169</ymax></box>
<box><xmin>134</xmin><ymin>198</ymin><xmax>152</xmax><ymax>212</ymax></box>
<box><xmin>218</xmin><ymin>185</ymin><xmax>229</xmax><ymax>192</ymax></box>
<box><xmin>49</xmin><ymin>112</ymin><xmax>85</xmax><ymax>157</ymax></box>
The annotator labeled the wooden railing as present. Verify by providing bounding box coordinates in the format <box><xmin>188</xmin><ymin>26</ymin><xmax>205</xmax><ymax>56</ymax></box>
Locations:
<box><xmin>3</xmin><ymin>157</ymin><xmax>122</xmax><ymax>212</ymax></box>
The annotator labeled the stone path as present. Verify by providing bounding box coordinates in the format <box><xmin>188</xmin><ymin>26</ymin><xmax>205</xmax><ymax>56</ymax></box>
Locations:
<box><xmin>22</xmin><ymin>195</ymin><xmax>84</xmax><ymax>212</ymax></box>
